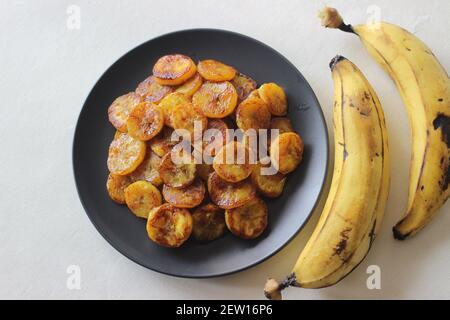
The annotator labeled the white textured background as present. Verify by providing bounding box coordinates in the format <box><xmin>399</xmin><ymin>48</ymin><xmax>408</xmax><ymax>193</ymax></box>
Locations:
<box><xmin>1</xmin><ymin>0</ymin><xmax>449</xmax><ymax>299</ymax></box>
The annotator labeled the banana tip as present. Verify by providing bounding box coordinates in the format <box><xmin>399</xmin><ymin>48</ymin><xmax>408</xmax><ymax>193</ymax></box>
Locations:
<box><xmin>329</xmin><ymin>55</ymin><xmax>346</xmax><ymax>70</ymax></box>
<box><xmin>392</xmin><ymin>226</ymin><xmax>408</xmax><ymax>240</ymax></box>
<box><xmin>264</xmin><ymin>278</ymin><xmax>283</xmax><ymax>300</ymax></box>
<box><xmin>318</xmin><ymin>7</ymin><xmax>354</xmax><ymax>33</ymax></box>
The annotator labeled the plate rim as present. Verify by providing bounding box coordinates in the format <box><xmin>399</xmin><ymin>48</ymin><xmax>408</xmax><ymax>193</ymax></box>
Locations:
<box><xmin>72</xmin><ymin>28</ymin><xmax>329</xmax><ymax>278</ymax></box>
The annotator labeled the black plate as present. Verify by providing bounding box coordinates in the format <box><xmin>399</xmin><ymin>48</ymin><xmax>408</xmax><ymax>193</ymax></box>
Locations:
<box><xmin>73</xmin><ymin>29</ymin><xmax>329</xmax><ymax>278</ymax></box>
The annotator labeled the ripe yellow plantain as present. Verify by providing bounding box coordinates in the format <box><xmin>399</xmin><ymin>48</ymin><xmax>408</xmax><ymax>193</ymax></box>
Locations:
<box><xmin>265</xmin><ymin>57</ymin><xmax>389</xmax><ymax>298</ymax></box>
<box><xmin>319</xmin><ymin>7</ymin><xmax>450</xmax><ymax>239</ymax></box>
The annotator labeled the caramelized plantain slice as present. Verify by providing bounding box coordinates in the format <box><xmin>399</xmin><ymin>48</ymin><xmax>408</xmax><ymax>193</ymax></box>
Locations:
<box><xmin>203</xmin><ymin>118</ymin><xmax>229</xmax><ymax>158</ymax></box>
<box><xmin>207</xmin><ymin>172</ymin><xmax>256</xmax><ymax>209</ymax></box>
<box><xmin>258</xmin><ymin>83</ymin><xmax>288</xmax><ymax>116</ymax></box>
<box><xmin>108</xmin><ymin>92</ymin><xmax>142</xmax><ymax>132</ymax></box>
<box><xmin>171</xmin><ymin>102</ymin><xmax>208</xmax><ymax>140</ymax></box>
<box><xmin>146</xmin><ymin>203</ymin><xmax>193</xmax><ymax>248</ymax></box>
<box><xmin>175</xmin><ymin>73</ymin><xmax>203</xmax><ymax>97</ymax></box>
<box><xmin>270</xmin><ymin>117</ymin><xmax>294</xmax><ymax>134</ymax></box>
<box><xmin>135</xmin><ymin>75</ymin><xmax>173</xmax><ymax>103</ymax></box>
<box><xmin>124</xmin><ymin>181</ymin><xmax>162</xmax><ymax>218</ymax></box>
<box><xmin>225</xmin><ymin>197</ymin><xmax>268</xmax><ymax>239</ymax></box>
<box><xmin>107</xmin><ymin>132</ymin><xmax>146</xmax><ymax>175</ymax></box>
<box><xmin>213</xmin><ymin>141</ymin><xmax>254</xmax><ymax>183</ymax></box>
<box><xmin>236</xmin><ymin>96</ymin><xmax>271</xmax><ymax>131</ymax></box>
<box><xmin>192</xmin><ymin>203</ymin><xmax>226</xmax><ymax>241</ymax></box>
<box><xmin>158</xmin><ymin>92</ymin><xmax>191</xmax><ymax>128</ymax></box>
<box><xmin>231</xmin><ymin>72</ymin><xmax>257</xmax><ymax>101</ymax></box>
<box><xmin>126</xmin><ymin>102</ymin><xmax>164</xmax><ymax>141</ymax></box>
<box><xmin>192</xmin><ymin>81</ymin><xmax>237</xmax><ymax>118</ymax></box>
<box><xmin>159</xmin><ymin>152</ymin><xmax>196</xmax><ymax>188</ymax></box>
<box><xmin>153</xmin><ymin>54</ymin><xmax>197</xmax><ymax>86</ymax></box>
<box><xmin>197</xmin><ymin>59</ymin><xmax>236</xmax><ymax>82</ymax></box>
<box><xmin>130</xmin><ymin>149</ymin><xmax>163</xmax><ymax>186</ymax></box>
<box><xmin>149</xmin><ymin>126</ymin><xmax>179</xmax><ymax>157</ymax></box>
<box><xmin>270</xmin><ymin>132</ymin><xmax>303</xmax><ymax>174</ymax></box>
<box><xmin>162</xmin><ymin>178</ymin><xmax>205</xmax><ymax>208</ymax></box>
<box><xmin>106</xmin><ymin>173</ymin><xmax>133</xmax><ymax>204</ymax></box>
<box><xmin>251</xmin><ymin>161</ymin><xmax>286</xmax><ymax>198</ymax></box>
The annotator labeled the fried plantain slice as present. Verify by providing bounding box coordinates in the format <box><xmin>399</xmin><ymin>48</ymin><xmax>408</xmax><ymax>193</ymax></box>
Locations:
<box><xmin>258</xmin><ymin>83</ymin><xmax>288</xmax><ymax>116</ymax></box>
<box><xmin>251</xmin><ymin>161</ymin><xmax>286</xmax><ymax>198</ymax></box>
<box><xmin>153</xmin><ymin>54</ymin><xmax>197</xmax><ymax>86</ymax></box>
<box><xmin>106</xmin><ymin>173</ymin><xmax>133</xmax><ymax>204</ymax></box>
<box><xmin>225</xmin><ymin>197</ymin><xmax>268</xmax><ymax>239</ymax></box>
<box><xmin>270</xmin><ymin>132</ymin><xmax>303</xmax><ymax>174</ymax></box>
<box><xmin>247</xmin><ymin>89</ymin><xmax>260</xmax><ymax>100</ymax></box>
<box><xmin>197</xmin><ymin>59</ymin><xmax>236</xmax><ymax>82</ymax></box>
<box><xmin>192</xmin><ymin>81</ymin><xmax>237</xmax><ymax>118</ymax></box>
<box><xmin>213</xmin><ymin>141</ymin><xmax>254</xmax><ymax>183</ymax></box>
<box><xmin>236</xmin><ymin>96</ymin><xmax>271</xmax><ymax>131</ymax></box>
<box><xmin>146</xmin><ymin>203</ymin><xmax>193</xmax><ymax>248</ymax></box>
<box><xmin>108</xmin><ymin>92</ymin><xmax>142</xmax><ymax>132</ymax></box>
<box><xmin>171</xmin><ymin>102</ymin><xmax>208</xmax><ymax>140</ymax></box>
<box><xmin>129</xmin><ymin>149</ymin><xmax>163</xmax><ymax>186</ymax></box>
<box><xmin>135</xmin><ymin>75</ymin><xmax>173</xmax><ymax>103</ymax></box>
<box><xmin>126</xmin><ymin>102</ymin><xmax>164</xmax><ymax>141</ymax></box>
<box><xmin>197</xmin><ymin>163</ymin><xmax>214</xmax><ymax>181</ymax></box>
<box><xmin>162</xmin><ymin>178</ymin><xmax>205</xmax><ymax>208</ymax></box>
<box><xmin>203</xmin><ymin>118</ymin><xmax>229</xmax><ymax>158</ymax></box>
<box><xmin>231</xmin><ymin>72</ymin><xmax>257</xmax><ymax>101</ymax></box>
<box><xmin>124</xmin><ymin>181</ymin><xmax>162</xmax><ymax>218</ymax></box>
<box><xmin>107</xmin><ymin>132</ymin><xmax>146</xmax><ymax>175</ymax></box>
<box><xmin>158</xmin><ymin>92</ymin><xmax>191</xmax><ymax>128</ymax></box>
<box><xmin>175</xmin><ymin>73</ymin><xmax>203</xmax><ymax>97</ymax></box>
<box><xmin>207</xmin><ymin>172</ymin><xmax>256</xmax><ymax>209</ymax></box>
<box><xmin>159</xmin><ymin>152</ymin><xmax>196</xmax><ymax>188</ymax></box>
<box><xmin>192</xmin><ymin>203</ymin><xmax>226</xmax><ymax>241</ymax></box>
<box><xmin>149</xmin><ymin>126</ymin><xmax>179</xmax><ymax>157</ymax></box>
<box><xmin>270</xmin><ymin>117</ymin><xmax>294</xmax><ymax>134</ymax></box>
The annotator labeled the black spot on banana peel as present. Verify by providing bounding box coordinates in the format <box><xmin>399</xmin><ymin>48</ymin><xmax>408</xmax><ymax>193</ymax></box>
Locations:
<box><xmin>433</xmin><ymin>113</ymin><xmax>450</xmax><ymax>191</ymax></box>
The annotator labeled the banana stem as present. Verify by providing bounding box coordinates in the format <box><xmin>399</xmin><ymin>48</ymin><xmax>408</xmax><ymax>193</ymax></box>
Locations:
<box><xmin>318</xmin><ymin>7</ymin><xmax>354</xmax><ymax>34</ymax></box>
<box><xmin>264</xmin><ymin>273</ymin><xmax>298</xmax><ymax>300</ymax></box>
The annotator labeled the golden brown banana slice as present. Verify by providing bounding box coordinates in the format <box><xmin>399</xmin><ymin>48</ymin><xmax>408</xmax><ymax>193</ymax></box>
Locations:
<box><xmin>192</xmin><ymin>203</ymin><xmax>226</xmax><ymax>241</ymax></box>
<box><xmin>236</xmin><ymin>96</ymin><xmax>271</xmax><ymax>131</ymax></box>
<box><xmin>153</xmin><ymin>54</ymin><xmax>197</xmax><ymax>86</ymax></box>
<box><xmin>270</xmin><ymin>132</ymin><xmax>303</xmax><ymax>174</ymax></box>
<box><xmin>129</xmin><ymin>149</ymin><xmax>163</xmax><ymax>186</ymax></box>
<box><xmin>247</xmin><ymin>89</ymin><xmax>260</xmax><ymax>100</ymax></box>
<box><xmin>149</xmin><ymin>126</ymin><xmax>179</xmax><ymax>157</ymax></box>
<box><xmin>175</xmin><ymin>73</ymin><xmax>203</xmax><ymax>97</ymax></box>
<box><xmin>106</xmin><ymin>173</ymin><xmax>133</xmax><ymax>204</ymax></box>
<box><xmin>258</xmin><ymin>83</ymin><xmax>287</xmax><ymax>116</ymax></box>
<box><xmin>159</xmin><ymin>152</ymin><xmax>196</xmax><ymax>188</ymax></box>
<box><xmin>203</xmin><ymin>118</ymin><xmax>229</xmax><ymax>157</ymax></box>
<box><xmin>225</xmin><ymin>197</ymin><xmax>268</xmax><ymax>239</ymax></box>
<box><xmin>213</xmin><ymin>141</ymin><xmax>254</xmax><ymax>183</ymax></box>
<box><xmin>162</xmin><ymin>178</ymin><xmax>205</xmax><ymax>208</ymax></box>
<box><xmin>108</xmin><ymin>92</ymin><xmax>142</xmax><ymax>132</ymax></box>
<box><xmin>126</xmin><ymin>102</ymin><xmax>164</xmax><ymax>141</ymax></box>
<box><xmin>107</xmin><ymin>132</ymin><xmax>146</xmax><ymax>175</ymax></box>
<box><xmin>135</xmin><ymin>75</ymin><xmax>173</xmax><ymax>103</ymax></box>
<box><xmin>207</xmin><ymin>172</ymin><xmax>256</xmax><ymax>209</ymax></box>
<box><xmin>171</xmin><ymin>102</ymin><xmax>208</xmax><ymax>140</ymax></box>
<box><xmin>197</xmin><ymin>59</ymin><xmax>236</xmax><ymax>82</ymax></box>
<box><xmin>146</xmin><ymin>203</ymin><xmax>193</xmax><ymax>248</ymax></box>
<box><xmin>251</xmin><ymin>162</ymin><xmax>286</xmax><ymax>198</ymax></box>
<box><xmin>270</xmin><ymin>117</ymin><xmax>294</xmax><ymax>134</ymax></box>
<box><xmin>197</xmin><ymin>163</ymin><xmax>214</xmax><ymax>181</ymax></box>
<box><xmin>192</xmin><ymin>81</ymin><xmax>238</xmax><ymax>118</ymax></box>
<box><xmin>158</xmin><ymin>92</ymin><xmax>191</xmax><ymax>128</ymax></box>
<box><xmin>124</xmin><ymin>181</ymin><xmax>162</xmax><ymax>218</ymax></box>
<box><xmin>231</xmin><ymin>72</ymin><xmax>257</xmax><ymax>101</ymax></box>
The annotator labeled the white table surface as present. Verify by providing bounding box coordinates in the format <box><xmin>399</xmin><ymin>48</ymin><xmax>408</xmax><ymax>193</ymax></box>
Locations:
<box><xmin>1</xmin><ymin>0</ymin><xmax>449</xmax><ymax>300</ymax></box>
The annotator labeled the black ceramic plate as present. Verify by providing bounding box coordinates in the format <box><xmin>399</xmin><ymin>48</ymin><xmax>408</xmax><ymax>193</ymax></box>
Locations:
<box><xmin>73</xmin><ymin>29</ymin><xmax>328</xmax><ymax>278</ymax></box>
